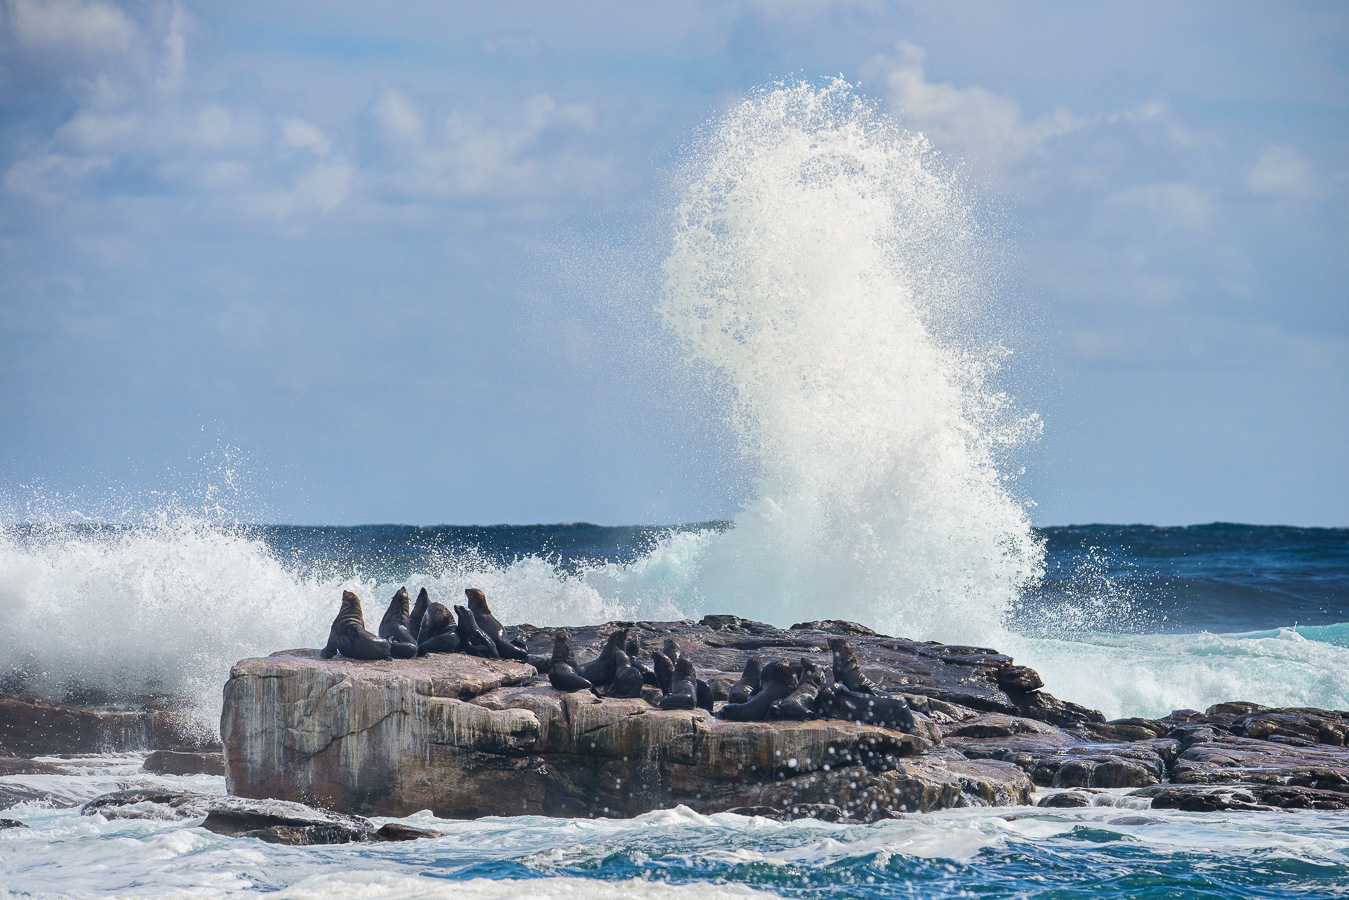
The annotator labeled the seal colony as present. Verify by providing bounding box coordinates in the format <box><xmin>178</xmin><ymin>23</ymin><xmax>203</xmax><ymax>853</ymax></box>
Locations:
<box><xmin>320</xmin><ymin>588</ymin><xmax>920</xmax><ymax>729</ymax></box>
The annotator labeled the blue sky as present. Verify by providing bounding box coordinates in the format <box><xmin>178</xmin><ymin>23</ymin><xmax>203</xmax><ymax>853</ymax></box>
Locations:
<box><xmin>1</xmin><ymin>1</ymin><xmax>1345</xmax><ymax>526</ymax></box>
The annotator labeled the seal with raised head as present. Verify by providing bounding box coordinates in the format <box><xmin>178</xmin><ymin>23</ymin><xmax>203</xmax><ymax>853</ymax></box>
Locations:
<box><xmin>772</xmin><ymin>657</ymin><xmax>827</xmax><ymax>720</ymax></box>
<box><xmin>727</xmin><ymin>657</ymin><xmax>762</xmax><ymax>704</ymax></box>
<box><xmin>454</xmin><ymin>605</ymin><xmax>499</xmax><ymax>658</ymax></box>
<box><xmin>577</xmin><ymin>628</ymin><xmax>629</xmax><ymax>687</ymax></box>
<box><xmin>378</xmin><ymin>588</ymin><xmax>419</xmax><ymax>658</ymax></box>
<box><xmin>409</xmin><ymin>588</ymin><xmax>430</xmax><ymax>639</ymax></box>
<box><xmin>828</xmin><ymin>638</ymin><xmax>881</xmax><ymax>694</ymax></box>
<box><xmin>417</xmin><ymin>602</ymin><xmax>459</xmax><ymax>655</ymax></box>
<box><xmin>658</xmin><ymin>655</ymin><xmax>699</xmax><ymax>710</ymax></box>
<box><xmin>650</xmin><ymin>649</ymin><xmax>675</xmax><ymax>694</ymax></box>
<box><xmin>464</xmin><ymin>588</ymin><xmax>528</xmax><ymax>662</ymax></box>
<box><xmin>718</xmin><ymin>660</ymin><xmax>798</xmax><ymax>721</ymax></box>
<box><xmin>320</xmin><ymin>591</ymin><xmax>393</xmax><ymax>661</ymax></box>
<box><xmin>661</xmin><ymin>638</ymin><xmax>681</xmax><ymax>662</ymax></box>
<box><xmin>605</xmin><ymin>649</ymin><xmax>645</xmax><ymax>698</ymax></box>
<box><xmin>548</xmin><ymin>630</ymin><xmax>595</xmax><ymax>693</ymax></box>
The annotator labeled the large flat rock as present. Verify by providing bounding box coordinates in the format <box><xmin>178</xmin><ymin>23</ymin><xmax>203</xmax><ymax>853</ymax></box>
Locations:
<box><xmin>221</xmin><ymin>617</ymin><xmax>1349</xmax><ymax>819</ymax></box>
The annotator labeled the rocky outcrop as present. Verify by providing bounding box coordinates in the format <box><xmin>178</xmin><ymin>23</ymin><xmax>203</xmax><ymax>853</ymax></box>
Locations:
<box><xmin>80</xmin><ymin>789</ymin><xmax>439</xmax><ymax>844</ymax></box>
<box><xmin>221</xmin><ymin>616</ymin><xmax>1349</xmax><ymax>820</ymax></box>
<box><xmin>0</xmin><ymin>693</ymin><xmax>215</xmax><ymax>757</ymax></box>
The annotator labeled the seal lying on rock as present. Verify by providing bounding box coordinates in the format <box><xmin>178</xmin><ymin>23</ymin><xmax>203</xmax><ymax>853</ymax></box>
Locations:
<box><xmin>578</xmin><ymin>629</ymin><xmax>629</xmax><ymax>687</ymax></box>
<box><xmin>378</xmin><ymin>588</ymin><xmax>419</xmax><ymax>658</ymax></box>
<box><xmin>658</xmin><ymin>656</ymin><xmax>699</xmax><ymax>710</ymax></box>
<box><xmin>772</xmin><ymin>658</ymin><xmax>827</xmax><ymax>720</ymax></box>
<box><xmin>409</xmin><ymin>588</ymin><xmax>430</xmax><ymax>639</ymax></box>
<box><xmin>626</xmin><ymin>638</ymin><xmax>658</xmax><ymax>686</ymax></box>
<box><xmin>320</xmin><ymin>592</ymin><xmax>392</xmax><ymax>661</ymax></box>
<box><xmin>465</xmin><ymin>589</ymin><xmax>528</xmax><ymax>662</ymax></box>
<box><xmin>728</xmin><ymin>658</ymin><xmax>762</xmax><ymax>704</ymax></box>
<box><xmin>829</xmin><ymin>638</ymin><xmax>881</xmax><ymax>694</ymax></box>
<box><xmin>416</xmin><ymin>602</ymin><xmax>459</xmax><ymax>654</ymax></box>
<box><xmin>718</xmin><ymin>661</ymin><xmax>798</xmax><ymax>721</ymax></box>
<box><xmin>548</xmin><ymin>631</ymin><xmax>596</xmax><ymax>693</ymax></box>
<box><xmin>816</xmin><ymin>684</ymin><xmax>914</xmax><ymax>730</ymax></box>
<box><xmin>605</xmin><ymin>650</ymin><xmax>645</xmax><ymax>698</ymax></box>
<box><xmin>454</xmin><ymin>605</ymin><xmax>499</xmax><ymax>658</ymax></box>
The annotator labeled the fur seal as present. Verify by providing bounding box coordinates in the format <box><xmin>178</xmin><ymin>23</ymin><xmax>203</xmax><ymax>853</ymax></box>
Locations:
<box><xmin>651</xmin><ymin>649</ymin><xmax>675</xmax><ymax>694</ymax></box>
<box><xmin>626</xmin><ymin>638</ymin><xmax>659</xmax><ymax>686</ymax></box>
<box><xmin>717</xmin><ymin>660</ymin><xmax>798</xmax><ymax>721</ymax></box>
<box><xmin>416</xmin><ymin>602</ymin><xmax>459</xmax><ymax>654</ymax></box>
<box><xmin>727</xmin><ymin>658</ymin><xmax>762</xmax><ymax>704</ymax></box>
<box><xmin>464</xmin><ymin>588</ymin><xmax>529</xmax><ymax>661</ymax></box>
<box><xmin>695</xmin><ymin>678</ymin><xmax>714</xmax><ymax>713</ymax></box>
<box><xmin>658</xmin><ymin>656</ymin><xmax>699</xmax><ymax>710</ymax></box>
<box><xmin>378</xmin><ymin>588</ymin><xmax>419</xmax><ymax>658</ymax></box>
<box><xmin>828</xmin><ymin>638</ymin><xmax>881</xmax><ymax>694</ymax></box>
<box><xmin>409</xmin><ymin>588</ymin><xmax>430</xmax><ymax>639</ymax></box>
<box><xmin>548</xmin><ymin>631</ymin><xmax>596</xmax><ymax>693</ymax></box>
<box><xmin>605</xmin><ymin>649</ymin><xmax>645</xmax><ymax>698</ymax></box>
<box><xmin>815</xmin><ymin>684</ymin><xmax>914</xmax><ymax>730</ymax></box>
<box><xmin>772</xmin><ymin>658</ymin><xmax>827</xmax><ymax>720</ymax></box>
<box><xmin>320</xmin><ymin>591</ymin><xmax>393</xmax><ymax>661</ymax></box>
<box><xmin>577</xmin><ymin>628</ymin><xmax>629</xmax><ymax>687</ymax></box>
<box><xmin>661</xmin><ymin>638</ymin><xmax>681</xmax><ymax>662</ymax></box>
<box><xmin>454</xmin><ymin>604</ymin><xmax>499</xmax><ymax>658</ymax></box>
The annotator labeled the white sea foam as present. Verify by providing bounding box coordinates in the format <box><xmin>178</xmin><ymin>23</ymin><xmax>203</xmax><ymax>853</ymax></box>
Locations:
<box><xmin>658</xmin><ymin>79</ymin><xmax>1043</xmax><ymax>646</ymax></box>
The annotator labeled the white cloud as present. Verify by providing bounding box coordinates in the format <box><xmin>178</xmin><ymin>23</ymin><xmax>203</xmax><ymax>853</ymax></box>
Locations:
<box><xmin>1108</xmin><ymin>182</ymin><xmax>1211</xmax><ymax>233</ymax></box>
<box><xmin>279</xmin><ymin>117</ymin><xmax>331</xmax><ymax>157</ymax></box>
<box><xmin>1247</xmin><ymin>144</ymin><xmax>1312</xmax><ymax>198</ymax></box>
<box><xmin>374</xmin><ymin>90</ymin><xmax>425</xmax><ymax>148</ymax></box>
<box><xmin>865</xmin><ymin>42</ymin><xmax>1084</xmax><ymax>172</ymax></box>
<box><xmin>157</xmin><ymin>2</ymin><xmax>187</xmax><ymax>91</ymax></box>
<box><xmin>3</xmin><ymin>152</ymin><xmax>109</xmax><ymax>199</ymax></box>
<box><xmin>380</xmin><ymin>92</ymin><xmax>603</xmax><ymax>199</ymax></box>
<box><xmin>54</xmin><ymin>110</ymin><xmax>137</xmax><ymax>148</ymax></box>
<box><xmin>7</xmin><ymin>0</ymin><xmax>136</xmax><ymax>54</ymax></box>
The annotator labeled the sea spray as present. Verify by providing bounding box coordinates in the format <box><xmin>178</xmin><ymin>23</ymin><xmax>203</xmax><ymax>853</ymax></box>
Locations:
<box><xmin>659</xmin><ymin>80</ymin><xmax>1043</xmax><ymax>644</ymax></box>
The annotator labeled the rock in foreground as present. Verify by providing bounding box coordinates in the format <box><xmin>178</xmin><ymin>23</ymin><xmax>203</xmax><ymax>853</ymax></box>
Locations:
<box><xmin>221</xmin><ymin>616</ymin><xmax>1349</xmax><ymax>820</ymax></box>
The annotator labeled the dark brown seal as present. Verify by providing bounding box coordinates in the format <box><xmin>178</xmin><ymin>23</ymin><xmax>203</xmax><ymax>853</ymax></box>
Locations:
<box><xmin>320</xmin><ymin>591</ymin><xmax>392</xmax><ymax>661</ymax></box>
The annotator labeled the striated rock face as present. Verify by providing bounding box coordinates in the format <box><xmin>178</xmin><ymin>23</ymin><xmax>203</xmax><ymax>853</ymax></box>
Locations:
<box><xmin>0</xmin><ymin>693</ymin><xmax>214</xmax><ymax>757</ymax></box>
<box><xmin>222</xmin><ymin>616</ymin><xmax>1349</xmax><ymax>820</ymax></box>
<box><xmin>223</xmin><ymin>619</ymin><xmax>1039</xmax><ymax>820</ymax></box>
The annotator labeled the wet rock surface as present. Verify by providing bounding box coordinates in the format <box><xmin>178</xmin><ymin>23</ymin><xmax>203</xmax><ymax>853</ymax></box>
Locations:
<box><xmin>80</xmin><ymin>789</ymin><xmax>440</xmax><ymax>844</ymax></box>
<box><xmin>221</xmin><ymin>616</ymin><xmax>1349</xmax><ymax>820</ymax></box>
<box><xmin>0</xmin><ymin>693</ymin><xmax>215</xmax><ymax>757</ymax></box>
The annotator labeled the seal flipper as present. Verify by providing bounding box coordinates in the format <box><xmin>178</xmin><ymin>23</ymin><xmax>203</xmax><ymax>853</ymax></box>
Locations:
<box><xmin>828</xmin><ymin>638</ymin><xmax>882</xmax><ymax>695</ymax></box>
<box><xmin>330</xmin><ymin>591</ymin><xmax>394</xmax><ymax>661</ymax></box>
<box><xmin>465</xmin><ymin>588</ymin><xmax>529</xmax><ymax>662</ymax></box>
<box><xmin>379</xmin><ymin>587</ymin><xmax>418</xmax><ymax>645</ymax></box>
<box><xmin>454</xmin><ymin>604</ymin><xmax>499</xmax><ymax>658</ymax></box>
<box><xmin>718</xmin><ymin>661</ymin><xmax>798</xmax><ymax>721</ymax></box>
<box><xmin>577</xmin><ymin>629</ymin><xmax>628</xmax><ymax>687</ymax></box>
<box><xmin>417</xmin><ymin>631</ymin><xmax>460</xmax><ymax>655</ymax></box>
<box><xmin>727</xmin><ymin>657</ymin><xmax>762</xmax><ymax>704</ymax></box>
<box><xmin>548</xmin><ymin>631</ymin><xmax>595</xmax><ymax>693</ymax></box>
<box><xmin>389</xmin><ymin>640</ymin><xmax>418</xmax><ymax>659</ymax></box>
<box><xmin>658</xmin><ymin>656</ymin><xmax>699</xmax><ymax>710</ymax></box>
<box><xmin>772</xmin><ymin>658</ymin><xmax>826</xmax><ymax>720</ymax></box>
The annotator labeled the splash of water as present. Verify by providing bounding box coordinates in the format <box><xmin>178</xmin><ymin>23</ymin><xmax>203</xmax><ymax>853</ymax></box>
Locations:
<box><xmin>659</xmin><ymin>80</ymin><xmax>1043</xmax><ymax>645</ymax></box>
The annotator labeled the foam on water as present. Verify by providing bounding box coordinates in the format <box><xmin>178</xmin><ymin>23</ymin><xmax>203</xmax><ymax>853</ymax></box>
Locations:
<box><xmin>5</xmin><ymin>757</ymin><xmax>1349</xmax><ymax>899</ymax></box>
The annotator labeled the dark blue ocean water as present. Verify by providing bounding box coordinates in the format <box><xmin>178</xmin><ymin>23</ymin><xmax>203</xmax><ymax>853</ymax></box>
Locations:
<box><xmin>245</xmin><ymin>522</ymin><xmax>1349</xmax><ymax>634</ymax></box>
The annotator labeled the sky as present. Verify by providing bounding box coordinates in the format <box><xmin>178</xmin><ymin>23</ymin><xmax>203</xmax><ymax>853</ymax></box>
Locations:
<box><xmin>0</xmin><ymin>1</ymin><xmax>1345</xmax><ymax>527</ymax></box>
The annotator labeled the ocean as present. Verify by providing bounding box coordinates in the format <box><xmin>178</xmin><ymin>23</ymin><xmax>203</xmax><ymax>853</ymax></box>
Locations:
<box><xmin>3</xmin><ymin>81</ymin><xmax>1347</xmax><ymax>897</ymax></box>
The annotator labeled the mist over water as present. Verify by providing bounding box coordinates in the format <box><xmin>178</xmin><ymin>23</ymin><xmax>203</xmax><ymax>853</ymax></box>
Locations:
<box><xmin>1</xmin><ymin>82</ymin><xmax>1347</xmax><ymax>732</ymax></box>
